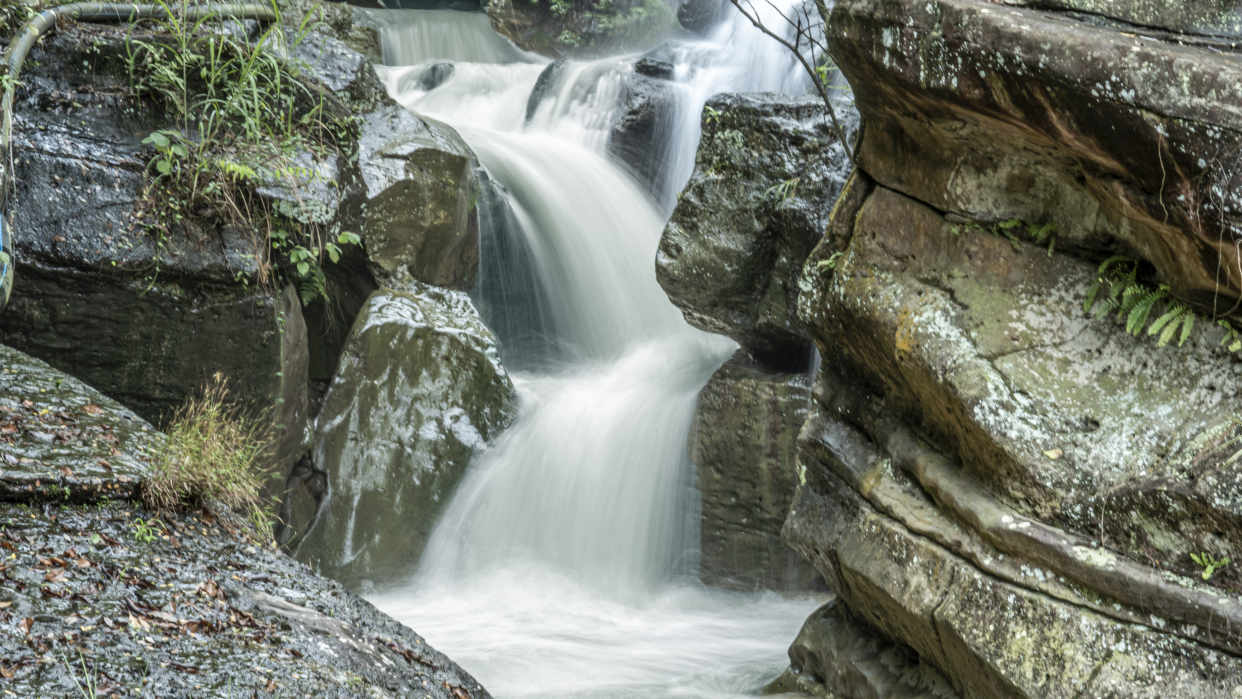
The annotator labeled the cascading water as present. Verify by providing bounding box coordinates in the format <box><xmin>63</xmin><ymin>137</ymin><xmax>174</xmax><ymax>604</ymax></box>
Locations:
<box><xmin>365</xmin><ymin>6</ymin><xmax>827</xmax><ymax>697</ymax></box>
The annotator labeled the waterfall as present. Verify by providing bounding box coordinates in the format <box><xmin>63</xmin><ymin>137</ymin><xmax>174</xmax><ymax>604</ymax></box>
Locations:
<box><xmin>367</xmin><ymin>6</ymin><xmax>824</xmax><ymax>697</ymax></box>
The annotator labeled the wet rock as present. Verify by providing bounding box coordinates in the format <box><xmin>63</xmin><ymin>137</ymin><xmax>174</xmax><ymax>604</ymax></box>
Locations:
<box><xmin>608</xmin><ymin>70</ymin><xmax>684</xmax><ymax>203</ymax></box>
<box><xmin>1020</xmin><ymin>0</ymin><xmax>1242</xmax><ymax>36</ymax></box>
<box><xmin>634</xmin><ymin>43</ymin><xmax>675</xmax><ymax>78</ymax></box>
<box><xmin>828</xmin><ymin>0</ymin><xmax>1242</xmax><ymax>320</ymax></box>
<box><xmin>803</xmin><ymin>184</ymin><xmax>1242</xmax><ymax>586</ymax></box>
<box><xmin>395</xmin><ymin>62</ymin><xmax>456</xmax><ymax>93</ymax></box>
<box><xmin>293</xmin><ymin>283</ymin><xmax>517</xmax><ymax>588</ymax></box>
<box><xmin>691</xmin><ymin>352</ymin><xmax>821</xmax><ymax>592</ymax></box>
<box><xmin>656</xmin><ymin>92</ymin><xmax>852</xmax><ymax>370</ymax></box>
<box><xmin>524</xmin><ymin>60</ymin><xmax>566</xmax><ymax>122</ymax></box>
<box><xmin>356</xmin><ymin>105</ymin><xmax>481</xmax><ymax>292</ymax></box>
<box><xmin>0</xmin><ymin>500</ymin><xmax>490</xmax><ymax>698</ymax></box>
<box><xmin>0</xmin><ymin>343</ymin><xmax>159</xmax><ymax>502</ymax></box>
<box><xmin>762</xmin><ymin>599</ymin><xmax>957</xmax><ymax>699</ymax></box>
<box><xmin>677</xmin><ymin>0</ymin><xmax>726</xmax><ymax>33</ymax></box>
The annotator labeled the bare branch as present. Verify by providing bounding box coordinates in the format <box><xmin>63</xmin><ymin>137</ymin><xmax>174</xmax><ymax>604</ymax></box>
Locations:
<box><xmin>728</xmin><ymin>0</ymin><xmax>857</xmax><ymax>170</ymax></box>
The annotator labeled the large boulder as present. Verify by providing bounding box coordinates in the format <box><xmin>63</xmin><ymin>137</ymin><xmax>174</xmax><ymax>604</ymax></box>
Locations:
<box><xmin>656</xmin><ymin>92</ymin><xmax>852</xmax><ymax>370</ymax></box>
<box><xmin>291</xmin><ymin>283</ymin><xmax>517</xmax><ymax>588</ymax></box>
<box><xmin>356</xmin><ymin>108</ymin><xmax>481</xmax><ymax>292</ymax></box>
<box><xmin>691</xmin><ymin>352</ymin><xmax>821</xmax><ymax>592</ymax></box>
<box><xmin>608</xmin><ymin>64</ymin><xmax>685</xmax><ymax>206</ymax></box>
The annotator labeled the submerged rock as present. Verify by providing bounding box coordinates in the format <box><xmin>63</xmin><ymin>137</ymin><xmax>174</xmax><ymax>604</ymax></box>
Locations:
<box><xmin>656</xmin><ymin>92</ymin><xmax>852</xmax><ymax>371</ymax></box>
<box><xmin>608</xmin><ymin>70</ymin><xmax>684</xmax><ymax>204</ymax></box>
<box><xmin>292</xmin><ymin>283</ymin><xmax>517</xmax><ymax>588</ymax></box>
<box><xmin>691</xmin><ymin>353</ymin><xmax>821</xmax><ymax>592</ymax></box>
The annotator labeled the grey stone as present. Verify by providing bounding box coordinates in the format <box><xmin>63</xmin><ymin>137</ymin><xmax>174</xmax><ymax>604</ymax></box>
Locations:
<box><xmin>656</xmin><ymin>92</ymin><xmax>852</xmax><ymax>370</ymax></box>
<box><xmin>691</xmin><ymin>352</ymin><xmax>822</xmax><ymax>591</ymax></box>
<box><xmin>293</xmin><ymin>284</ymin><xmax>516</xmax><ymax>588</ymax></box>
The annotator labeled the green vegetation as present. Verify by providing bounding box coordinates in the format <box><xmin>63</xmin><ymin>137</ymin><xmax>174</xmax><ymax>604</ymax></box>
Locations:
<box><xmin>122</xmin><ymin>0</ymin><xmax>357</xmax><ymax>304</ymax></box>
<box><xmin>130</xmin><ymin>517</ymin><xmax>162</xmax><ymax>543</ymax></box>
<box><xmin>521</xmin><ymin>0</ymin><xmax>676</xmax><ymax>50</ymax></box>
<box><xmin>141</xmin><ymin>374</ymin><xmax>270</xmax><ymax>537</ymax></box>
<box><xmin>1084</xmin><ymin>257</ymin><xmax>1198</xmax><ymax>347</ymax></box>
<box><xmin>951</xmin><ymin>218</ymin><xmax>1057</xmax><ymax>257</ymax></box>
<box><xmin>1190</xmin><ymin>551</ymin><xmax>1231</xmax><ymax>581</ymax></box>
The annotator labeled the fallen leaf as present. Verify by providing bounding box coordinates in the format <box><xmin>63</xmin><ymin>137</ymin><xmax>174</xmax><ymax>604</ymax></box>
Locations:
<box><xmin>265</xmin><ymin>678</ymin><xmax>276</xmax><ymax>693</ymax></box>
<box><xmin>74</xmin><ymin>558</ymin><xmax>90</xmax><ymax>568</ymax></box>
<box><xmin>0</xmin><ymin>666</ymin><xmax>11</xmax><ymax>679</ymax></box>
<box><xmin>19</xmin><ymin>618</ymin><xmax>32</xmax><ymax>635</ymax></box>
<box><xmin>52</xmin><ymin>236</ymin><xmax>65</xmax><ymax>243</ymax></box>
<box><xmin>59</xmin><ymin>467</ymin><xmax>74</xmax><ymax>478</ymax></box>
<box><xmin>96</xmin><ymin>458</ymin><xmax>111</xmax><ymax>471</ymax></box>
<box><xmin>0</xmin><ymin>601</ymin><xmax>10</xmax><ymax>609</ymax></box>
<box><xmin>81</xmin><ymin>404</ymin><xmax>103</xmax><ymax>416</ymax></box>
<box><xmin>1043</xmin><ymin>449</ymin><xmax>1063</xmax><ymax>460</ymax></box>
<box><xmin>44</xmin><ymin>568</ymin><xmax>64</xmax><ymax>583</ymax></box>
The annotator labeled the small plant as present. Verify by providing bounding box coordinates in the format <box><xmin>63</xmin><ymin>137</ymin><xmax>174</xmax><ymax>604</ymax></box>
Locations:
<box><xmin>60</xmin><ymin>650</ymin><xmax>100</xmax><ymax>699</ymax></box>
<box><xmin>1083</xmin><ymin>257</ymin><xmax>1198</xmax><ymax>347</ymax></box>
<box><xmin>1190</xmin><ymin>551</ymin><xmax>1231</xmax><ymax>580</ymax></box>
<box><xmin>816</xmin><ymin>251</ymin><xmax>844</xmax><ymax>270</ymax></box>
<box><xmin>703</xmin><ymin>105</ymin><xmax>721</xmax><ymax>125</ymax></box>
<box><xmin>764</xmin><ymin>177</ymin><xmax>800</xmax><ymax>207</ymax></box>
<box><xmin>131</xmin><ymin>517</ymin><xmax>161</xmax><ymax>544</ymax></box>
<box><xmin>122</xmin><ymin>0</ymin><xmax>359</xmax><ymax>305</ymax></box>
<box><xmin>141</xmin><ymin>374</ymin><xmax>270</xmax><ymax>538</ymax></box>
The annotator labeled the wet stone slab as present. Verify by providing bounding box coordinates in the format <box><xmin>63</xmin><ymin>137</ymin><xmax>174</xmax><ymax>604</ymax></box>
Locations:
<box><xmin>0</xmin><ymin>501</ymin><xmax>488</xmax><ymax>698</ymax></box>
<box><xmin>0</xmin><ymin>343</ymin><xmax>157</xmax><ymax>503</ymax></box>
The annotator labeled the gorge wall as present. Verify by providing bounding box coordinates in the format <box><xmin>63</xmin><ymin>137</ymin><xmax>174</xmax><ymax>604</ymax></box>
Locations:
<box><xmin>664</xmin><ymin>0</ymin><xmax>1242</xmax><ymax>695</ymax></box>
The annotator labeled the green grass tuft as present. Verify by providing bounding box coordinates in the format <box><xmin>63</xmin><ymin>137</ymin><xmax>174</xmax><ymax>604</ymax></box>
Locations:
<box><xmin>142</xmin><ymin>374</ymin><xmax>271</xmax><ymax>537</ymax></box>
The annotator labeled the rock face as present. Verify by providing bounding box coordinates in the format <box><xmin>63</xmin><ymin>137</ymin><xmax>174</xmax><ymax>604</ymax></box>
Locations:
<box><xmin>830</xmin><ymin>0</ymin><xmax>1242</xmax><ymax>320</ymax></box>
<box><xmin>291</xmin><ymin>283</ymin><xmax>517</xmax><ymax>588</ymax></box>
<box><xmin>0</xmin><ymin>8</ymin><xmax>493</xmax><ymax>536</ymax></box>
<box><xmin>749</xmin><ymin>1</ymin><xmax>1242</xmax><ymax>696</ymax></box>
<box><xmin>608</xmin><ymin>66</ymin><xmax>684</xmax><ymax>205</ymax></box>
<box><xmin>656</xmin><ymin>92</ymin><xmax>852</xmax><ymax>370</ymax></box>
<box><xmin>762</xmin><ymin>599</ymin><xmax>957</xmax><ymax>699</ymax></box>
<box><xmin>356</xmin><ymin>109</ymin><xmax>481</xmax><ymax>292</ymax></box>
<box><xmin>0</xmin><ymin>343</ymin><xmax>490</xmax><ymax>698</ymax></box>
<box><xmin>691</xmin><ymin>353</ymin><xmax>821</xmax><ymax>592</ymax></box>
<box><xmin>0</xmin><ymin>27</ymin><xmax>310</xmax><ymax>436</ymax></box>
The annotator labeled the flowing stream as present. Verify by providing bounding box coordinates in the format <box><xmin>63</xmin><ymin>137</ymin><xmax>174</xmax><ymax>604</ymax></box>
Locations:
<box><xmin>364</xmin><ymin>7</ymin><xmax>825</xmax><ymax>697</ymax></box>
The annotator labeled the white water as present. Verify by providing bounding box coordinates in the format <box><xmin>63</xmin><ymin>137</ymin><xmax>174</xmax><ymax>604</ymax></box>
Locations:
<box><xmin>366</xmin><ymin>6</ymin><xmax>825</xmax><ymax>698</ymax></box>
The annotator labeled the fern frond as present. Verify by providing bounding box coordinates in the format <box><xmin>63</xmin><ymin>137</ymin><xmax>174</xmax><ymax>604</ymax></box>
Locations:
<box><xmin>1156</xmin><ymin>307</ymin><xmax>1187</xmax><ymax>346</ymax></box>
<box><xmin>1029</xmin><ymin>222</ymin><xmax>1057</xmax><ymax>243</ymax></box>
<box><xmin>1178</xmin><ymin>310</ymin><xmax>1196</xmax><ymax>347</ymax></box>
<box><xmin>1097</xmin><ymin>255</ymin><xmax>1132</xmax><ymax>277</ymax></box>
<box><xmin>1147</xmin><ymin>303</ymin><xmax>1182</xmax><ymax>338</ymax></box>
<box><xmin>1046</xmin><ymin>235</ymin><xmax>1056</xmax><ymax>258</ymax></box>
<box><xmin>1094</xmin><ymin>296</ymin><xmax>1119</xmax><ymax>320</ymax></box>
<box><xmin>1126</xmin><ymin>287</ymin><xmax>1165</xmax><ymax>335</ymax></box>
<box><xmin>1117</xmin><ymin>283</ymin><xmax>1147</xmax><ymax>319</ymax></box>
<box><xmin>1083</xmin><ymin>280</ymin><xmax>1102</xmax><ymax>313</ymax></box>
<box><xmin>997</xmin><ymin>219</ymin><xmax>1022</xmax><ymax>230</ymax></box>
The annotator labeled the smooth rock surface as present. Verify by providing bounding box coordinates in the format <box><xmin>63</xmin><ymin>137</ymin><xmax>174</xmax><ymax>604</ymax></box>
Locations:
<box><xmin>656</xmin><ymin>92</ymin><xmax>852</xmax><ymax>370</ymax></box>
<box><xmin>691</xmin><ymin>353</ymin><xmax>821</xmax><ymax>592</ymax></box>
<box><xmin>293</xmin><ymin>283</ymin><xmax>517</xmax><ymax>588</ymax></box>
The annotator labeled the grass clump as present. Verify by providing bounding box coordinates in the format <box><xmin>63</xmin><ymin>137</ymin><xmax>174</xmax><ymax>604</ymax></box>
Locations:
<box><xmin>142</xmin><ymin>374</ymin><xmax>271</xmax><ymax>537</ymax></box>
<box><xmin>122</xmin><ymin>0</ymin><xmax>359</xmax><ymax>305</ymax></box>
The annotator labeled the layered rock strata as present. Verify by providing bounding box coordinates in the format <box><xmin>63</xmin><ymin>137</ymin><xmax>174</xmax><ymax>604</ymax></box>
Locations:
<box><xmin>758</xmin><ymin>0</ymin><xmax>1242</xmax><ymax>695</ymax></box>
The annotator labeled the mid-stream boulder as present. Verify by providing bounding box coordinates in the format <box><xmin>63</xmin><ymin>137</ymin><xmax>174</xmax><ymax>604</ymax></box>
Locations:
<box><xmin>291</xmin><ymin>282</ymin><xmax>517</xmax><ymax>588</ymax></box>
<box><xmin>691</xmin><ymin>352</ymin><xmax>821</xmax><ymax>592</ymax></box>
<box><xmin>609</xmin><ymin>66</ymin><xmax>685</xmax><ymax>206</ymax></box>
<box><xmin>656</xmin><ymin>92</ymin><xmax>852</xmax><ymax>370</ymax></box>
